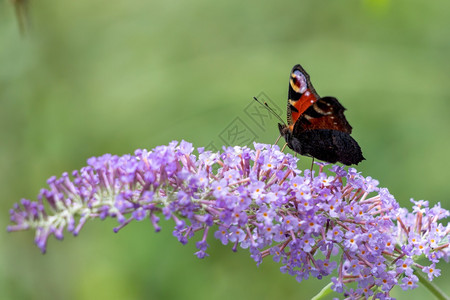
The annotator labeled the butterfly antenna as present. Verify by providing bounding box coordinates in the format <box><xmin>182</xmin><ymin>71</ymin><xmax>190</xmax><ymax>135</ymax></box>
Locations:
<box><xmin>310</xmin><ymin>158</ymin><xmax>315</xmax><ymax>181</ymax></box>
<box><xmin>253</xmin><ymin>96</ymin><xmax>286</xmax><ymax>125</ymax></box>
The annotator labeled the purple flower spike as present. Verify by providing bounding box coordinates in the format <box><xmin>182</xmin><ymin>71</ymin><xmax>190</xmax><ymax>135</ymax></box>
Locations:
<box><xmin>7</xmin><ymin>141</ymin><xmax>450</xmax><ymax>297</ymax></box>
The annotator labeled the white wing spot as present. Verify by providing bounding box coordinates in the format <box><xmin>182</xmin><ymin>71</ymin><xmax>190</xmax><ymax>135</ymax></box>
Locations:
<box><xmin>305</xmin><ymin>91</ymin><xmax>310</xmax><ymax>96</ymax></box>
<box><xmin>310</xmin><ymin>100</ymin><xmax>314</xmax><ymax>103</ymax></box>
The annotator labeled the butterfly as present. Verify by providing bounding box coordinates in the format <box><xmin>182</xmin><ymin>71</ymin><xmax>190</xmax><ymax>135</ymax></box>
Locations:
<box><xmin>277</xmin><ymin>64</ymin><xmax>365</xmax><ymax>165</ymax></box>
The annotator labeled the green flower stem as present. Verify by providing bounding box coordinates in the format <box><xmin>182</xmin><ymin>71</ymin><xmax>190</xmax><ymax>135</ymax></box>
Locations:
<box><xmin>415</xmin><ymin>267</ymin><xmax>450</xmax><ymax>300</ymax></box>
<box><xmin>311</xmin><ymin>282</ymin><xmax>334</xmax><ymax>300</ymax></box>
<box><xmin>311</xmin><ymin>268</ymin><xmax>450</xmax><ymax>300</ymax></box>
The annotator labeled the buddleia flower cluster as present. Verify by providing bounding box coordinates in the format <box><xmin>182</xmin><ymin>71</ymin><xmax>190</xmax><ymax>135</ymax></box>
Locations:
<box><xmin>7</xmin><ymin>141</ymin><xmax>449</xmax><ymax>298</ymax></box>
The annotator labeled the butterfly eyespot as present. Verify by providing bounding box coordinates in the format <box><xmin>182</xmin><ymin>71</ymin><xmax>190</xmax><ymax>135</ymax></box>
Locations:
<box><xmin>291</xmin><ymin>70</ymin><xmax>308</xmax><ymax>94</ymax></box>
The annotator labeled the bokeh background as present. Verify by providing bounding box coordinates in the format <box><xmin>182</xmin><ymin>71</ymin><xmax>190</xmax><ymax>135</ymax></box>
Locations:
<box><xmin>1</xmin><ymin>0</ymin><xmax>449</xmax><ymax>299</ymax></box>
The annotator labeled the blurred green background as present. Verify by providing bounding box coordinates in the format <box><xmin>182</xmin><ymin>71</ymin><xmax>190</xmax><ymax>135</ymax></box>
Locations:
<box><xmin>1</xmin><ymin>0</ymin><xmax>449</xmax><ymax>299</ymax></box>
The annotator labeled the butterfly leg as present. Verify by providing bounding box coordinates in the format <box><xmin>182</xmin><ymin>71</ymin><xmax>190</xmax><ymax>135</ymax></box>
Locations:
<box><xmin>274</xmin><ymin>134</ymin><xmax>282</xmax><ymax>145</ymax></box>
<box><xmin>310</xmin><ymin>158</ymin><xmax>315</xmax><ymax>181</ymax></box>
<box><xmin>281</xmin><ymin>143</ymin><xmax>288</xmax><ymax>152</ymax></box>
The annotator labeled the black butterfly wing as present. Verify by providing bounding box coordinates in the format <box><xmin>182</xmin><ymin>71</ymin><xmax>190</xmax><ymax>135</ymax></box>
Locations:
<box><xmin>289</xmin><ymin>97</ymin><xmax>364</xmax><ymax>165</ymax></box>
<box><xmin>287</xmin><ymin>129</ymin><xmax>364</xmax><ymax>165</ymax></box>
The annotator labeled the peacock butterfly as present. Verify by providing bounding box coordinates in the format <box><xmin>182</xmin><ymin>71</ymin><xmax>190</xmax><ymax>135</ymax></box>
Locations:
<box><xmin>278</xmin><ymin>64</ymin><xmax>365</xmax><ymax>165</ymax></box>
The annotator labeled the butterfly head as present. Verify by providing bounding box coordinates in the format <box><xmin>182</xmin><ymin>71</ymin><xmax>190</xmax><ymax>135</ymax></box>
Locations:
<box><xmin>278</xmin><ymin>123</ymin><xmax>291</xmax><ymax>138</ymax></box>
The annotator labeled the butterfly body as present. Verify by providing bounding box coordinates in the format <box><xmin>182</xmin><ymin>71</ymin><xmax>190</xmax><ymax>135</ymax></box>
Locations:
<box><xmin>279</xmin><ymin>65</ymin><xmax>364</xmax><ymax>165</ymax></box>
